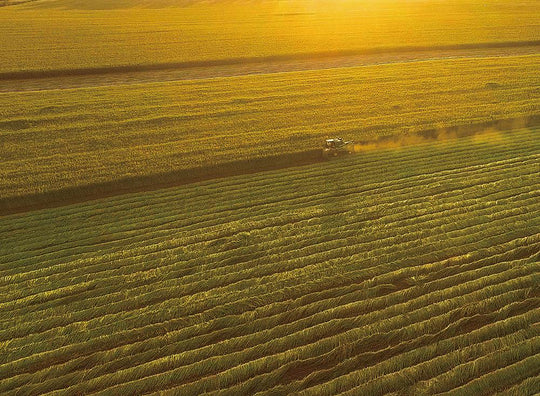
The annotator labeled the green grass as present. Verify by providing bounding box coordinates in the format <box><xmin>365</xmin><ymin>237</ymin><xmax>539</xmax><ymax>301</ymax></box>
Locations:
<box><xmin>0</xmin><ymin>0</ymin><xmax>538</xmax><ymax>73</ymax></box>
<box><xmin>0</xmin><ymin>55</ymin><xmax>538</xmax><ymax>201</ymax></box>
<box><xmin>0</xmin><ymin>128</ymin><xmax>538</xmax><ymax>394</ymax></box>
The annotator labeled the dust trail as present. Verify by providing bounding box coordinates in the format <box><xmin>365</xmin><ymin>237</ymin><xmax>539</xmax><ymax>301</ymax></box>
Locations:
<box><xmin>351</xmin><ymin>129</ymin><xmax>492</xmax><ymax>153</ymax></box>
<box><xmin>351</xmin><ymin>117</ymin><xmax>533</xmax><ymax>153</ymax></box>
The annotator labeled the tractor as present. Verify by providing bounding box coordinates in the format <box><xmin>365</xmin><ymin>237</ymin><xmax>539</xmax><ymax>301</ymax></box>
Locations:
<box><xmin>323</xmin><ymin>138</ymin><xmax>354</xmax><ymax>158</ymax></box>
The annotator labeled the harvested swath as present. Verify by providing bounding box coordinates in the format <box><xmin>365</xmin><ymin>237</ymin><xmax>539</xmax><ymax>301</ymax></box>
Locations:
<box><xmin>1</xmin><ymin>145</ymin><xmax>536</xmax><ymax>328</ymax></box>
<box><xmin>497</xmin><ymin>375</ymin><xmax>540</xmax><ymax>395</ymax></box>
<box><xmin>0</xmin><ymin>129</ymin><xmax>538</xmax><ymax>394</ymax></box>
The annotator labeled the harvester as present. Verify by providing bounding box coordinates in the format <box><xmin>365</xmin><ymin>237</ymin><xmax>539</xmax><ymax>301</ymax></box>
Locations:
<box><xmin>323</xmin><ymin>138</ymin><xmax>354</xmax><ymax>158</ymax></box>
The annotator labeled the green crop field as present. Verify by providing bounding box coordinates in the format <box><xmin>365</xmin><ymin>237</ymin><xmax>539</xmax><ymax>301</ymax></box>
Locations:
<box><xmin>1</xmin><ymin>55</ymin><xmax>538</xmax><ymax>204</ymax></box>
<box><xmin>1</xmin><ymin>128</ymin><xmax>539</xmax><ymax>395</ymax></box>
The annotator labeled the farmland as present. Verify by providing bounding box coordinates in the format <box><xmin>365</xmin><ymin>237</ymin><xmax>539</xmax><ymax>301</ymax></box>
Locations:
<box><xmin>1</xmin><ymin>128</ymin><xmax>539</xmax><ymax>394</ymax></box>
<box><xmin>1</xmin><ymin>0</ymin><xmax>539</xmax><ymax>393</ymax></box>
<box><xmin>1</xmin><ymin>55</ymin><xmax>538</xmax><ymax>208</ymax></box>
<box><xmin>0</xmin><ymin>0</ymin><xmax>539</xmax><ymax>74</ymax></box>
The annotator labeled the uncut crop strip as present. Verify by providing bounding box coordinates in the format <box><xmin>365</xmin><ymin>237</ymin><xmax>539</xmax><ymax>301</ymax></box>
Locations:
<box><xmin>0</xmin><ymin>0</ymin><xmax>538</xmax><ymax>74</ymax></box>
<box><xmin>0</xmin><ymin>54</ymin><xmax>538</xmax><ymax>202</ymax></box>
<box><xmin>0</xmin><ymin>128</ymin><xmax>539</xmax><ymax>394</ymax></box>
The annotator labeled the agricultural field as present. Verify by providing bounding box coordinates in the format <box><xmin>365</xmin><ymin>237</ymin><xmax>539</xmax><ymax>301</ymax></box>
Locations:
<box><xmin>1</xmin><ymin>128</ymin><xmax>539</xmax><ymax>394</ymax></box>
<box><xmin>0</xmin><ymin>0</ymin><xmax>539</xmax><ymax>74</ymax></box>
<box><xmin>1</xmin><ymin>0</ymin><xmax>539</xmax><ymax>394</ymax></box>
<box><xmin>1</xmin><ymin>55</ymin><xmax>538</xmax><ymax>208</ymax></box>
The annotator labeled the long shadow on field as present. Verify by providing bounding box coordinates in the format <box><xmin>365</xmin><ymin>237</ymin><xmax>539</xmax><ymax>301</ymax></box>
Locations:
<box><xmin>0</xmin><ymin>115</ymin><xmax>537</xmax><ymax>216</ymax></box>
<box><xmin>1</xmin><ymin>40</ymin><xmax>539</xmax><ymax>80</ymax></box>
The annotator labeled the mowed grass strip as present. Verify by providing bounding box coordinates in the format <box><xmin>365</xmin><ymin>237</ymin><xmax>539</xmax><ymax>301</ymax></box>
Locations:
<box><xmin>2</xmin><ymin>163</ymin><xmax>537</xmax><ymax>318</ymax></box>
<box><xmin>2</xmin><ymin>190</ymin><xmax>536</xmax><ymax>357</ymax></box>
<box><xmin>0</xmin><ymin>55</ymin><xmax>538</xmax><ymax>200</ymax></box>
<box><xmin>0</xmin><ymin>131</ymin><xmax>538</xmax><ymax>317</ymax></box>
<box><xmin>0</xmin><ymin>0</ymin><xmax>538</xmax><ymax>73</ymax></box>
<box><xmin>1</xmin><ymin>129</ymin><xmax>537</xmax><ymax>298</ymax></box>
<box><xmin>0</xmin><ymin>129</ymin><xmax>539</xmax><ymax>394</ymax></box>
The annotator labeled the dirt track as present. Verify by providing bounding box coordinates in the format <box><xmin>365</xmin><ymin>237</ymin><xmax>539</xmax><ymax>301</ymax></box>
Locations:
<box><xmin>1</xmin><ymin>41</ymin><xmax>538</xmax><ymax>92</ymax></box>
